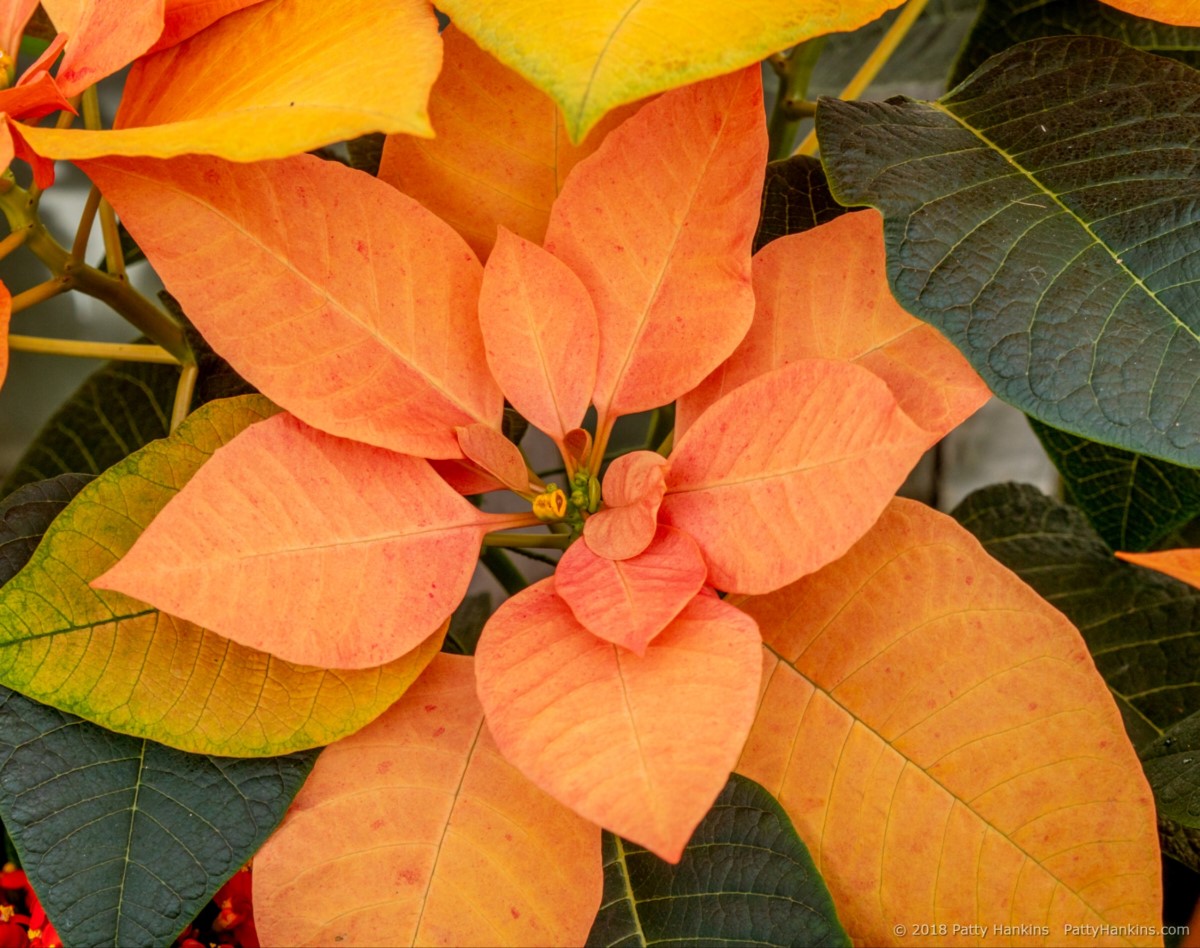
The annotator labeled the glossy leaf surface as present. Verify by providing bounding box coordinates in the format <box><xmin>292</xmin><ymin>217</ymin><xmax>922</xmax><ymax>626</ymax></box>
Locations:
<box><xmin>379</xmin><ymin>25</ymin><xmax>636</xmax><ymax>261</ymax></box>
<box><xmin>951</xmin><ymin>0</ymin><xmax>1200</xmax><ymax>86</ymax></box>
<box><xmin>818</xmin><ymin>36</ymin><xmax>1200</xmax><ymax>465</ymax></box>
<box><xmin>556</xmin><ymin>525</ymin><xmax>706</xmax><ymax>655</ymax></box>
<box><xmin>753</xmin><ymin>155</ymin><xmax>849</xmax><ymax>253</ymax></box>
<box><xmin>476</xmin><ymin>580</ymin><xmax>761</xmax><ymax>862</ymax></box>
<box><xmin>1031</xmin><ymin>418</ymin><xmax>1200</xmax><ymax>552</ymax></box>
<box><xmin>479</xmin><ymin>228</ymin><xmax>598</xmax><ymax>444</ymax></box>
<box><xmin>544</xmin><ymin>67</ymin><xmax>764</xmax><ymax>417</ymax></box>
<box><xmin>254</xmin><ymin>653</ymin><xmax>601</xmax><ymax>947</ymax></box>
<box><xmin>952</xmin><ymin>482</ymin><xmax>1200</xmax><ymax>746</ymax></box>
<box><xmin>98</xmin><ymin>412</ymin><xmax>507</xmax><ymax>669</ymax></box>
<box><xmin>678</xmin><ymin>212</ymin><xmax>988</xmax><ymax>438</ymax></box>
<box><xmin>663</xmin><ymin>360</ymin><xmax>928</xmax><ymax>594</ymax></box>
<box><xmin>0</xmin><ymin>493</ymin><xmax>317</xmax><ymax>948</ymax></box>
<box><xmin>588</xmin><ymin>773</ymin><xmax>849</xmax><ymax>947</ymax></box>
<box><xmin>737</xmin><ymin>499</ymin><xmax>1160</xmax><ymax>945</ymax></box>
<box><xmin>22</xmin><ymin>0</ymin><xmax>440</xmax><ymax>161</ymax></box>
<box><xmin>0</xmin><ymin>691</ymin><xmax>314</xmax><ymax>947</ymax></box>
<box><xmin>0</xmin><ymin>397</ymin><xmax>441</xmax><ymax>755</ymax></box>
<box><xmin>437</xmin><ymin>0</ymin><xmax>903</xmax><ymax>141</ymax></box>
<box><xmin>81</xmin><ymin>153</ymin><xmax>502</xmax><ymax>458</ymax></box>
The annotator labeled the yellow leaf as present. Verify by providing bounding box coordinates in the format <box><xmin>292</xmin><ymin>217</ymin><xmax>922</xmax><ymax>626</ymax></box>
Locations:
<box><xmin>736</xmin><ymin>499</ymin><xmax>1161</xmax><ymax>946</ymax></box>
<box><xmin>437</xmin><ymin>0</ymin><xmax>905</xmax><ymax>141</ymax></box>
<box><xmin>20</xmin><ymin>0</ymin><xmax>439</xmax><ymax>161</ymax></box>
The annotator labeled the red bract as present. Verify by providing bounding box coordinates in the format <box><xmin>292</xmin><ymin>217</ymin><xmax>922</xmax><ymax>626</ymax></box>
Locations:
<box><xmin>86</xmin><ymin>61</ymin><xmax>985</xmax><ymax>866</ymax></box>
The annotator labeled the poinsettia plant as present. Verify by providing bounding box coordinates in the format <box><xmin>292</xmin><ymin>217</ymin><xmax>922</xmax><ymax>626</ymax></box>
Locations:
<box><xmin>2</xmin><ymin>0</ymin><xmax>1200</xmax><ymax>945</ymax></box>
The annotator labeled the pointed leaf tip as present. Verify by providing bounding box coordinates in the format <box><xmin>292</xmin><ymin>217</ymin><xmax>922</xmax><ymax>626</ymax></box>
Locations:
<box><xmin>476</xmin><ymin>580</ymin><xmax>761</xmax><ymax>862</ymax></box>
<box><xmin>545</xmin><ymin>65</ymin><xmax>765</xmax><ymax>417</ymax></box>
<box><xmin>96</xmin><ymin>412</ymin><xmax>492</xmax><ymax>669</ymax></box>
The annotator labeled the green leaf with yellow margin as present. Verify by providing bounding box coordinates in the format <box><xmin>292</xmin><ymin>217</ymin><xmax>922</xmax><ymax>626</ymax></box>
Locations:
<box><xmin>0</xmin><ymin>396</ymin><xmax>442</xmax><ymax>757</ymax></box>
<box><xmin>436</xmin><ymin>0</ymin><xmax>904</xmax><ymax>142</ymax></box>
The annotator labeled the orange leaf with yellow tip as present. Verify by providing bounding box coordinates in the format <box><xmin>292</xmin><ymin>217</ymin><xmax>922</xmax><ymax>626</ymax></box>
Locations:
<box><xmin>556</xmin><ymin>525</ymin><xmax>706</xmax><ymax>655</ymax></box>
<box><xmin>678</xmin><ymin>211</ymin><xmax>990</xmax><ymax>439</ymax></box>
<box><xmin>437</xmin><ymin>0</ymin><xmax>904</xmax><ymax>142</ymax></box>
<box><xmin>80</xmin><ymin>153</ymin><xmax>502</xmax><ymax>459</ymax></box>
<box><xmin>662</xmin><ymin>359</ymin><xmax>929</xmax><ymax>595</ymax></box>
<box><xmin>1115</xmin><ymin>548</ymin><xmax>1200</xmax><ymax>587</ymax></box>
<box><xmin>1098</xmin><ymin>0</ymin><xmax>1200</xmax><ymax>24</ymax></box>
<box><xmin>479</xmin><ymin>228</ymin><xmax>598</xmax><ymax>445</ymax></box>
<box><xmin>583</xmin><ymin>449</ymin><xmax>668</xmax><ymax>560</ymax></box>
<box><xmin>379</xmin><ymin>25</ymin><xmax>639</xmax><ymax>261</ymax></box>
<box><xmin>95</xmin><ymin>413</ymin><xmax>530</xmax><ymax>669</ymax></box>
<box><xmin>456</xmin><ymin>424</ymin><xmax>530</xmax><ymax>495</ymax></box>
<box><xmin>544</xmin><ymin>66</ymin><xmax>764</xmax><ymax>419</ymax></box>
<box><xmin>41</xmin><ymin>0</ymin><xmax>164</xmax><ymax>96</ymax></box>
<box><xmin>20</xmin><ymin>0</ymin><xmax>440</xmax><ymax>162</ymax></box>
<box><xmin>736</xmin><ymin>499</ymin><xmax>1161</xmax><ymax>946</ymax></box>
<box><xmin>253</xmin><ymin>653</ymin><xmax>602</xmax><ymax>947</ymax></box>
<box><xmin>475</xmin><ymin>579</ymin><xmax>761</xmax><ymax>862</ymax></box>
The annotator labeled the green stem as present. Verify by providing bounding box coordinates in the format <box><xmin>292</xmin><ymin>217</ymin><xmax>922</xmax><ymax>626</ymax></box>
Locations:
<box><xmin>0</xmin><ymin>181</ymin><xmax>193</xmax><ymax>363</ymax></box>
<box><xmin>7</xmin><ymin>335</ymin><xmax>179</xmax><ymax>363</ymax></box>
<box><xmin>170</xmin><ymin>362</ymin><xmax>199</xmax><ymax>432</ymax></box>
<box><xmin>482</xmin><ymin>532</ymin><xmax>572</xmax><ymax>550</ymax></box>
<box><xmin>766</xmin><ymin>37</ymin><xmax>825</xmax><ymax>161</ymax></box>
<box><xmin>795</xmin><ymin>0</ymin><xmax>930</xmax><ymax>157</ymax></box>
<box><xmin>480</xmin><ymin>548</ymin><xmax>529</xmax><ymax>596</ymax></box>
<box><xmin>656</xmin><ymin>429</ymin><xmax>674</xmax><ymax>457</ymax></box>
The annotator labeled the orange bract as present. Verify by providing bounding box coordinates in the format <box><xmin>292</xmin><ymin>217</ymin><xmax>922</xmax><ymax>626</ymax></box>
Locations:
<box><xmin>95</xmin><ymin>414</ymin><xmax>526</xmax><ymax>669</ymax></box>
<box><xmin>544</xmin><ymin>65</ymin><xmax>765</xmax><ymax>418</ymax></box>
<box><xmin>737</xmin><ymin>500</ymin><xmax>1161</xmax><ymax>946</ymax></box>
<box><xmin>380</xmin><ymin>25</ymin><xmax>639</xmax><ymax>261</ymax></box>
<box><xmin>41</xmin><ymin>0</ymin><xmax>165</xmax><ymax>96</ymax></box>
<box><xmin>152</xmin><ymin>0</ymin><xmax>267</xmax><ymax>51</ymax></box>
<box><xmin>253</xmin><ymin>654</ymin><xmax>602</xmax><ymax>947</ymax></box>
<box><xmin>1097</xmin><ymin>0</ymin><xmax>1200</xmax><ymax>24</ymax></box>
<box><xmin>582</xmin><ymin>450</ymin><xmax>669</xmax><ymax>560</ymax></box>
<box><xmin>80</xmin><ymin>154</ymin><xmax>502</xmax><ymax>459</ymax></box>
<box><xmin>678</xmin><ymin>211</ymin><xmax>990</xmax><ymax>439</ymax></box>
<box><xmin>475</xmin><ymin>580</ymin><xmax>762</xmax><ymax>862</ymax></box>
<box><xmin>1116</xmin><ymin>548</ymin><xmax>1200</xmax><ymax>587</ymax></box>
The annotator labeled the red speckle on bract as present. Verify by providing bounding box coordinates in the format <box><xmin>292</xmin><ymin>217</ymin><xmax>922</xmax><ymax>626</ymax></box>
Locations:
<box><xmin>511</xmin><ymin>908</ymin><xmax>521</xmax><ymax>919</ymax></box>
<box><xmin>354</xmin><ymin>239</ymin><xmax>368</xmax><ymax>259</ymax></box>
<box><xmin>203</xmin><ymin>168</ymin><xmax>221</xmax><ymax>186</ymax></box>
<box><xmin>377</xmin><ymin>760</ymin><xmax>393</xmax><ymax>775</ymax></box>
<box><xmin>424</xmin><ymin>704</ymin><xmax>437</xmax><ymax>713</ymax></box>
<box><xmin>504</xmin><ymin>833</ymin><xmax>513</xmax><ymax>842</ymax></box>
<box><xmin>371</xmin><ymin>818</ymin><xmax>384</xmax><ymax>830</ymax></box>
<box><xmin>1027</xmin><ymin>702</ymin><xmax>1038</xmax><ymax>711</ymax></box>
<box><xmin>964</xmin><ymin>575</ymin><xmax>974</xmax><ymax>585</ymax></box>
<box><xmin>432</xmin><ymin>726</ymin><xmax>445</xmax><ymax>738</ymax></box>
<box><xmin>396</xmin><ymin>868</ymin><xmax>421</xmax><ymax>886</ymax></box>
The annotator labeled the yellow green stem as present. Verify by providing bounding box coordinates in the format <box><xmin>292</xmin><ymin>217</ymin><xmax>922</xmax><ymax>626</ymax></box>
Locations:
<box><xmin>170</xmin><ymin>362</ymin><xmax>199</xmax><ymax>431</ymax></box>
<box><xmin>0</xmin><ymin>180</ymin><xmax>192</xmax><ymax>363</ymax></box>
<box><xmin>482</xmin><ymin>532</ymin><xmax>572</xmax><ymax>550</ymax></box>
<box><xmin>8</xmin><ymin>334</ymin><xmax>180</xmax><ymax>363</ymax></box>
<box><xmin>11</xmin><ymin>278</ymin><xmax>69</xmax><ymax>312</ymax></box>
<box><xmin>73</xmin><ymin>185</ymin><xmax>102</xmax><ymax>261</ymax></box>
<box><xmin>794</xmin><ymin>0</ymin><xmax>931</xmax><ymax>157</ymax></box>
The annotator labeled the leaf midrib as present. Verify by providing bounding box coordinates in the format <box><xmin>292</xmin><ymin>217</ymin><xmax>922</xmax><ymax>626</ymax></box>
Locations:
<box><xmin>930</xmin><ymin>99</ymin><xmax>1200</xmax><ymax>347</ymax></box>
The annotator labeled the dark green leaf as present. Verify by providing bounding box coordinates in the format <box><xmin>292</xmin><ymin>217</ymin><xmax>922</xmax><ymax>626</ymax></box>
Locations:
<box><xmin>951</xmin><ymin>482</ymin><xmax>1200</xmax><ymax>748</ymax></box>
<box><xmin>346</xmin><ymin>132</ymin><xmax>385</xmax><ymax>175</ymax></box>
<box><xmin>951</xmin><ymin>0</ymin><xmax>1200</xmax><ymax>88</ymax></box>
<box><xmin>1142</xmin><ymin>713</ymin><xmax>1200</xmax><ymax>871</ymax></box>
<box><xmin>2</xmin><ymin>360</ymin><xmax>175</xmax><ymax>495</ymax></box>
<box><xmin>818</xmin><ymin>36</ymin><xmax>1200</xmax><ymax>466</ymax></box>
<box><xmin>1029</xmin><ymin>418</ymin><xmax>1200</xmax><ymax>552</ymax></box>
<box><xmin>443</xmin><ymin>592</ymin><xmax>491</xmax><ymax>656</ymax></box>
<box><xmin>0</xmin><ymin>471</ymin><xmax>317</xmax><ymax>948</ymax></box>
<box><xmin>0</xmin><ymin>473</ymin><xmax>93</xmax><ymax>581</ymax></box>
<box><xmin>754</xmin><ymin>156</ymin><xmax>850</xmax><ymax>253</ymax></box>
<box><xmin>587</xmin><ymin>773</ymin><xmax>849</xmax><ymax>948</ymax></box>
